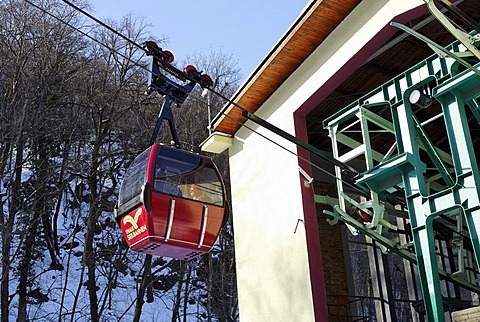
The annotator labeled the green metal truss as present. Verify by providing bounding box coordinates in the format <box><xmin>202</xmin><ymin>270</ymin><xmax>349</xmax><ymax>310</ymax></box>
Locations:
<box><xmin>322</xmin><ymin>24</ymin><xmax>480</xmax><ymax>321</ymax></box>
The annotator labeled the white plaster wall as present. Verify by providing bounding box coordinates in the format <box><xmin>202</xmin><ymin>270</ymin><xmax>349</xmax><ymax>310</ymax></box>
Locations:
<box><xmin>230</xmin><ymin>101</ymin><xmax>314</xmax><ymax>321</ymax></box>
<box><xmin>229</xmin><ymin>0</ymin><xmax>424</xmax><ymax>321</ymax></box>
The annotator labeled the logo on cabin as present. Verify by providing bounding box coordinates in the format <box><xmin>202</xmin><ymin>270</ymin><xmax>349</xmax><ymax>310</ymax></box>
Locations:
<box><xmin>122</xmin><ymin>208</ymin><xmax>147</xmax><ymax>241</ymax></box>
<box><xmin>123</xmin><ymin>208</ymin><xmax>142</xmax><ymax>229</ymax></box>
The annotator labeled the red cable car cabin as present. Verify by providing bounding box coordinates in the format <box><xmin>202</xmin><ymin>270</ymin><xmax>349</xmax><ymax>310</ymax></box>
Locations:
<box><xmin>115</xmin><ymin>144</ymin><xmax>226</xmax><ymax>261</ymax></box>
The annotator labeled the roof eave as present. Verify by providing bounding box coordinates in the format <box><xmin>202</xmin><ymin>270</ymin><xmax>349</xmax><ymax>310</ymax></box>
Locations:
<box><xmin>210</xmin><ymin>0</ymin><xmax>362</xmax><ymax>136</ymax></box>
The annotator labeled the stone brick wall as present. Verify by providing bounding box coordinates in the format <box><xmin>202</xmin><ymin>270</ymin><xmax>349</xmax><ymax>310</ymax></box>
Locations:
<box><xmin>452</xmin><ymin>306</ymin><xmax>480</xmax><ymax>322</ymax></box>
<box><xmin>314</xmin><ymin>182</ymin><xmax>352</xmax><ymax>320</ymax></box>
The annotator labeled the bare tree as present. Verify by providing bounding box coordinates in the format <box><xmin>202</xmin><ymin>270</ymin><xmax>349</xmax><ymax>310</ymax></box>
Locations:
<box><xmin>67</xmin><ymin>15</ymin><xmax>151</xmax><ymax>322</ymax></box>
<box><xmin>168</xmin><ymin>50</ymin><xmax>240</xmax><ymax>322</ymax></box>
<box><xmin>0</xmin><ymin>1</ymin><xmax>87</xmax><ymax>320</ymax></box>
<box><xmin>1</xmin><ymin>1</ymin><xmax>240</xmax><ymax>321</ymax></box>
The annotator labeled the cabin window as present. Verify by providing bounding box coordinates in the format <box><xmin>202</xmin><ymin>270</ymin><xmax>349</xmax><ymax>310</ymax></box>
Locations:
<box><xmin>118</xmin><ymin>147</ymin><xmax>151</xmax><ymax>207</ymax></box>
<box><xmin>153</xmin><ymin>147</ymin><xmax>224</xmax><ymax>206</ymax></box>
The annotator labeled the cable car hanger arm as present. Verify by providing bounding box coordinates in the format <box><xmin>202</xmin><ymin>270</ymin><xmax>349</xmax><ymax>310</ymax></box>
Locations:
<box><xmin>149</xmin><ymin>96</ymin><xmax>180</xmax><ymax>146</ymax></box>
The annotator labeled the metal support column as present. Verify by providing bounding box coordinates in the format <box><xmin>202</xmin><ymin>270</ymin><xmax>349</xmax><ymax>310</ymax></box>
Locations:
<box><xmin>322</xmin><ymin>30</ymin><xmax>480</xmax><ymax>320</ymax></box>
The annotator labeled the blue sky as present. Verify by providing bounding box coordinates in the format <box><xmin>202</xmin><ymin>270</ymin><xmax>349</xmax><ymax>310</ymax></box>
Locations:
<box><xmin>92</xmin><ymin>1</ymin><xmax>309</xmax><ymax>80</ymax></box>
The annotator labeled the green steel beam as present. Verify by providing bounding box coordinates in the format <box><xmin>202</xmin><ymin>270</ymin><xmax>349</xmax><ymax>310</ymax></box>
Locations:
<box><xmin>323</xmin><ymin>208</ymin><xmax>480</xmax><ymax>294</ymax></box>
<box><xmin>322</xmin><ymin>29</ymin><xmax>480</xmax><ymax>321</ymax></box>
<box><xmin>390</xmin><ymin>22</ymin><xmax>480</xmax><ymax>78</ymax></box>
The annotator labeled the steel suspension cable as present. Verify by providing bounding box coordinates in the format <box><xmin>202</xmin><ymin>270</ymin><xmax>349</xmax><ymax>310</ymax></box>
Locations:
<box><xmin>27</xmin><ymin>0</ymin><xmax>370</xmax><ymax>198</ymax></box>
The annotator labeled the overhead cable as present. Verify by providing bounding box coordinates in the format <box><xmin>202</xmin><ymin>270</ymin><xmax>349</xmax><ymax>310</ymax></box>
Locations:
<box><xmin>26</xmin><ymin>0</ymin><xmax>367</xmax><ymax>197</ymax></box>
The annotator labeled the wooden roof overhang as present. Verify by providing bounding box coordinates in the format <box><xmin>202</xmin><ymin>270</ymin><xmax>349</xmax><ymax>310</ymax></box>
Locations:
<box><xmin>210</xmin><ymin>0</ymin><xmax>363</xmax><ymax>135</ymax></box>
<box><xmin>209</xmin><ymin>0</ymin><xmax>480</xmax><ymax>155</ymax></box>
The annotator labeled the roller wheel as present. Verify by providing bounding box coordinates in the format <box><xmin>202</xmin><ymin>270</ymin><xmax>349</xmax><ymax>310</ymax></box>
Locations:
<box><xmin>163</xmin><ymin>50</ymin><xmax>174</xmax><ymax>64</ymax></box>
<box><xmin>358</xmin><ymin>210</ymin><xmax>373</xmax><ymax>222</ymax></box>
<box><xmin>200</xmin><ymin>74</ymin><xmax>213</xmax><ymax>88</ymax></box>
<box><xmin>185</xmin><ymin>64</ymin><xmax>198</xmax><ymax>77</ymax></box>
<box><xmin>146</xmin><ymin>40</ymin><xmax>158</xmax><ymax>48</ymax></box>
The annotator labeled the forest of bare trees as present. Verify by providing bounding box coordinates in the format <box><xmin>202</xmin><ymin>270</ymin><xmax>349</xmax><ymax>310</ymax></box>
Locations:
<box><xmin>0</xmin><ymin>0</ymin><xmax>240</xmax><ymax>321</ymax></box>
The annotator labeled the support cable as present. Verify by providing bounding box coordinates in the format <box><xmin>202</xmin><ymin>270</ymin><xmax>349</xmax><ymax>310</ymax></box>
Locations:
<box><xmin>60</xmin><ymin>0</ymin><xmax>145</xmax><ymax>52</ymax></box>
<box><xmin>24</xmin><ymin>0</ymin><xmax>146</xmax><ymax>70</ymax></box>
<box><xmin>26</xmin><ymin>0</ymin><xmax>366</xmax><ymax>196</ymax></box>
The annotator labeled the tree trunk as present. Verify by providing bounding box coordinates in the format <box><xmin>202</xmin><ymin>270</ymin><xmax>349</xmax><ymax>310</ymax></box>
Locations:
<box><xmin>182</xmin><ymin>263</ymin><xmax>192</xmax><ymax>322</ymax></box>
<box><xmin>16</xmin><ymin>212</ymin><xmax>38</xmax><ymax>322</ymax></box>
<box><xmin>171</xmin><ymin>262</ymin><xmax>185</xmax><ymax>322</ymax></box>
<box><xmin>18</xmin><ymin>138</ymin><xmax>52</xmax><ymax>321</ymax></box>
<box><xmin>84</xmin><ymin>227</ymin><xmax>100</xmax><ymax>322</ymax></box>
<box><xmin>1</xmin><ymin>140</ymin><xmax>23</xmax><ymax>322</ymax></box>
<box><xmin>133</xmin><ymin>255</ymin><xmax>152</xmax><ymax>322</ymax></box>
<box><xmin>82</xmin><ymin>135</ymin><xmax>104</xmax><ymax>322</ymax></box>
<box><xmin>84</xmin><ymin>175</ymin><xmax>100</xmax><ymax>322</ymax></box>
<box><xmin>207</xmin><ymin>254</ymin><xmax>213</xmax><ymax>322</ymax></box>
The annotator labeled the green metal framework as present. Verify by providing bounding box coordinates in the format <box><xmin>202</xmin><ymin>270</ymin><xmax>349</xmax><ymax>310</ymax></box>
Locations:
<box><xmin>323</xmin><ymin>27</ymin><xmax>480</xmax><ymax>321</ymax></box>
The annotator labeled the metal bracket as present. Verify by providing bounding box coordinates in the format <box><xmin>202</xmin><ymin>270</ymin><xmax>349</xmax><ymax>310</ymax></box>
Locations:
<box><xmin>298</xmin><ymin>166</ymin><xmax>314</xmax><ymax>187</ymax></box>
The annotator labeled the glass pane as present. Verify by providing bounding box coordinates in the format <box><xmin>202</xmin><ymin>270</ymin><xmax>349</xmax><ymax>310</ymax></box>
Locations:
<box><xmin>182</xmin><ymin>163</ymin><xmax>224</xmax><ymax>206</ymax></box>
<box><xmin>155</xmin><ymin>146</ymin><xmax>201</xmax><ymax>177</ymax></box>
<box><xmin>153</xmin><ymin>147</ymin><xmax>200</xmax><ymax>197</ymax></box>
<box><xmin>153</xmin><ymin>147</ymin><xmax>224</xmax><ymax>206</ymax></box>
<box><xmin>118</xmin><ymin>147</ymin><xmax>150</xmax><ymax>206</ymax></box>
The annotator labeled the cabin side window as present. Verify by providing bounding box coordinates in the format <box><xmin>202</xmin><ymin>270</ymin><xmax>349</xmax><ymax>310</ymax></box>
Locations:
<box><xmin>118</xmin><ymin>147</ymin><xmax>151</xmax><ymax>207</ymax></box>
<box><xmin>183</xmin><ymin>164</ymin><xmax>224</xmax><ymax>206</ymax></box>
<box><xmin>153</xmin><ymin>147</ymin><xmax>224</xmax><ymax>206</ymax></box>
<box><xmin>154</xmin><ymin>165</ymin><xmax>182</xmax><ymax>196</ymax></box>
<box><xmin>153</xmin><ymin>147</ymin><xmax>199</xmax><ymax>197</ymax></box>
